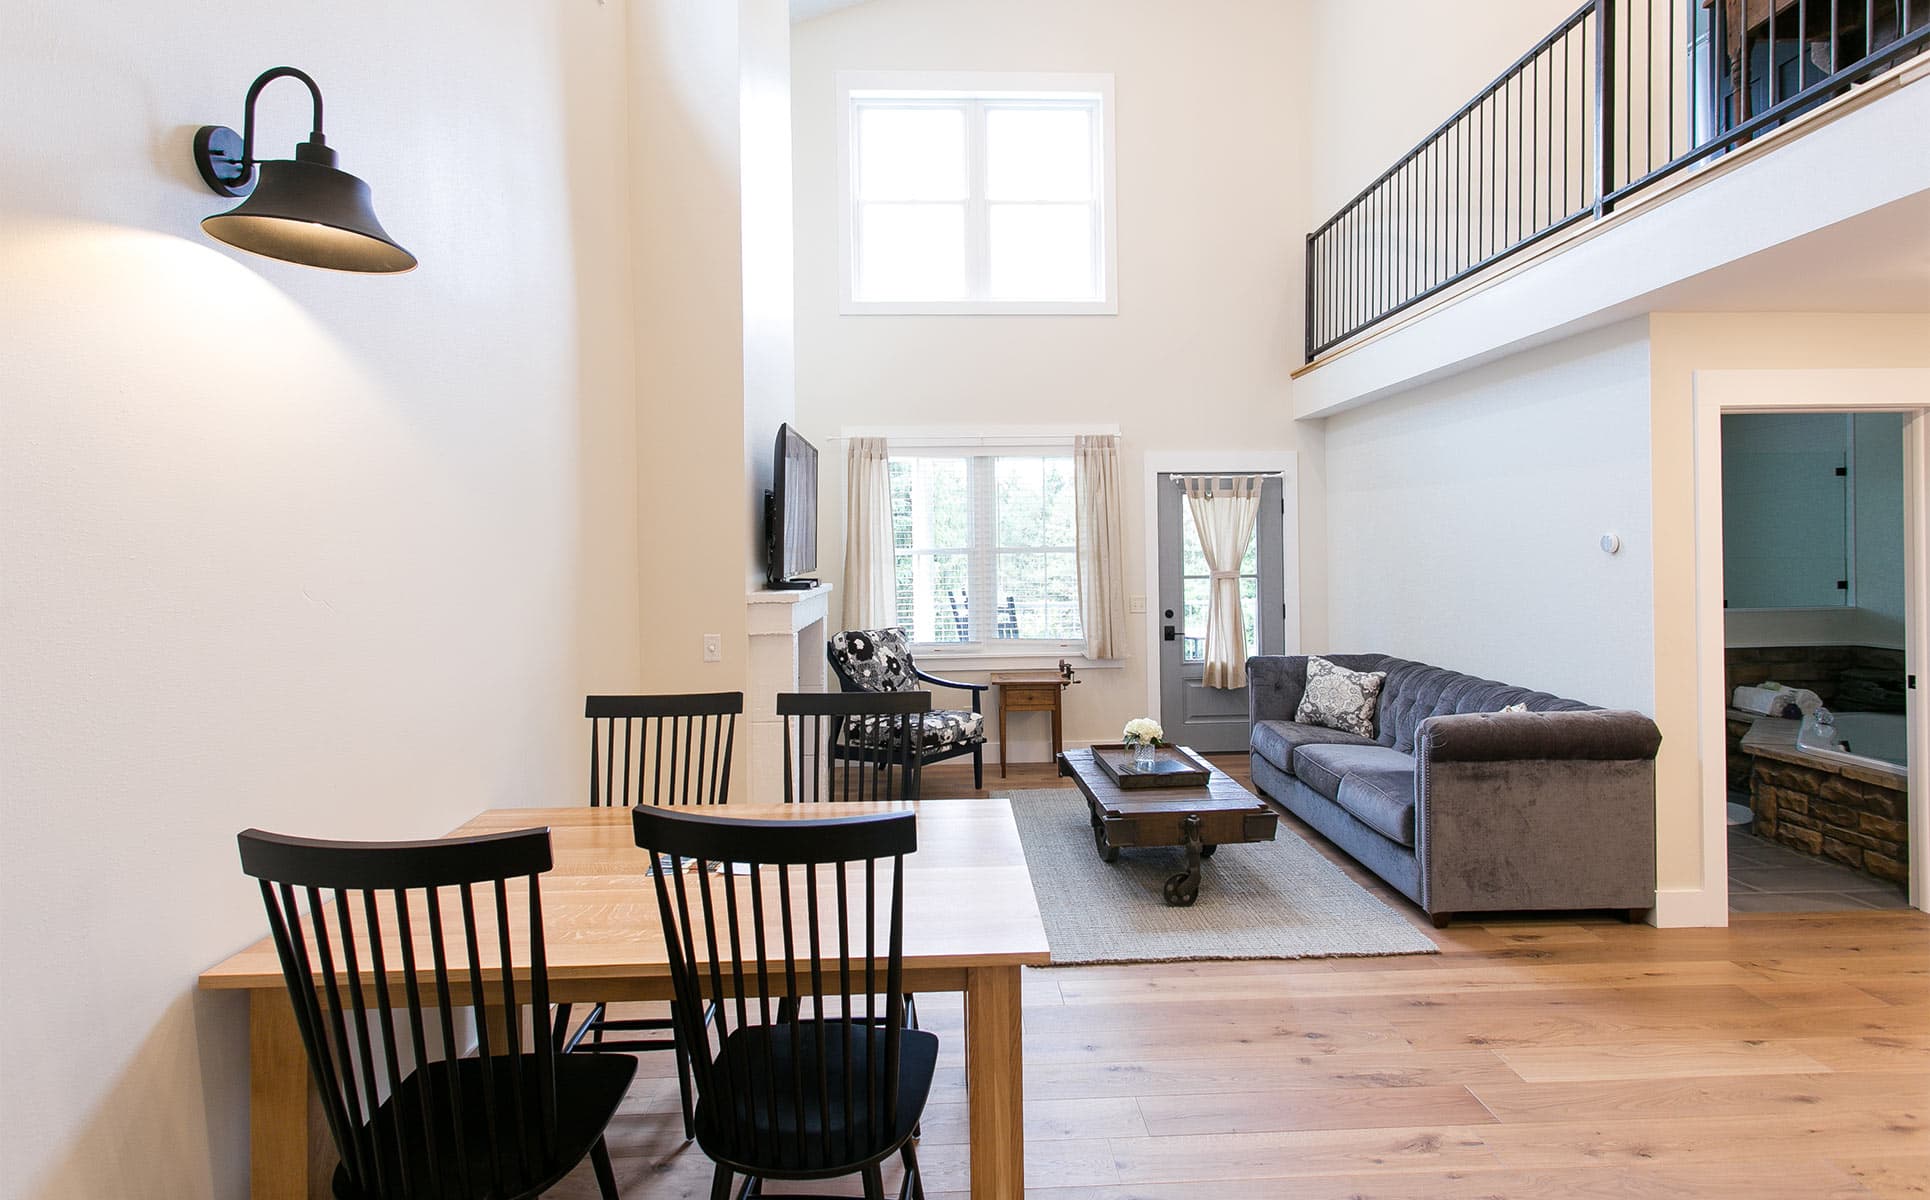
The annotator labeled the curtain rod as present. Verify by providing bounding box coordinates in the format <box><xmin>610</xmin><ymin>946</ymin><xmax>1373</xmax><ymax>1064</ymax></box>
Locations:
<box><xmin>1172</xmin><ymin>472</ymin><xmax>1283</xmax><ymax>482</ymax></box>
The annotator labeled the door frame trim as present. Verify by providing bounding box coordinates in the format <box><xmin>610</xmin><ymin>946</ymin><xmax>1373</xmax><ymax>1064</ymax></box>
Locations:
<box><xmin>1690</xmin><ymin>369</ymin><xmax>1929</xmax><ymax>923</ymax></box>
<box><xmin>1142</xmin><ymin>451</ymin><xmax>1301</xmax><ymax>723</ymax></box>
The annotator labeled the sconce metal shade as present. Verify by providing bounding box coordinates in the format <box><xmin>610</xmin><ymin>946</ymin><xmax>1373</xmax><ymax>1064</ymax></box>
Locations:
<box><xmin>201</xmin><ymin>152</ymin><xmax>416</xmax><ymax>273</ymax></box>
<box><xmin>192</xmin><ymin>67</ymin><xmax>416</xmax><ymax>274</ymax></box>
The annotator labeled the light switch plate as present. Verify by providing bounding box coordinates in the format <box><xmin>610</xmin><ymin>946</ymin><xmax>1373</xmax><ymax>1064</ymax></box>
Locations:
<box><xmin>703</xmin><ymin>634</ymin><xmax>721</xmax><ymax>663</ymax></box>
<box><xmin>1128</xmin><ymin>596</ymin><xmax>1147</xmax><ymax>613</ymax></box>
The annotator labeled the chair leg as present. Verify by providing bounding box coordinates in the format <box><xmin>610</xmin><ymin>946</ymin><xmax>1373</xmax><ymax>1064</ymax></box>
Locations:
<box><xmin>552</xmin><ymin>1002</ymin><xmax>574</xmax><ymax>1054</ymax></box>
<box><xmin>903</xmin><ymin>992</ymin><xmax>919</xmax><ymax>1031</ymax></box>
<box><xmin>709</xmin><ymin>1161</ymin><xmax>734</xmax><ymax>1200</ymax></box>
<box><xmin>590</xmin><ymin>1137</ymin><xmax>620</xmax><ymax>1200</ymax></box>
<box><xmin>671</xmin><ymin>1005</ymin><xmax>697</xmax><ymax>1141</ymax></box>
<box><xmin>901</xmin><ymin>1141</ymin><xmax>925</xmax><ymax>1200</ymax></box>
<box><xmin>972</xmin><ymin>745</ymin><xmax>983</xmax><ymax>790</ymax></box>
<box><xmin>861</xmin><ymin>1164</ymin><xmax>887</xmax><ymax>1200</ymax></box>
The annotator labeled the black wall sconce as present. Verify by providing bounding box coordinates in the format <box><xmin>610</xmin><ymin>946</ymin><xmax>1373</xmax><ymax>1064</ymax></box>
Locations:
<box><xmin>192</xmin><ymin>67</ymin><xmax>416</xmax><ymax>273</ymax></box>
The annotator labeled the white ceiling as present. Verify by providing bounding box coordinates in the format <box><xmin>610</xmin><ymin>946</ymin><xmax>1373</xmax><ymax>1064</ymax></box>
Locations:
<box><xmin>791</xmin><ymin>0</ymin><xmax>870</xmax><ymax>21</ymax></box>
<box><xmin>1643</xmin><ymin>190</ymin><xmax>1930</xmax><ymax>312</ymax></box>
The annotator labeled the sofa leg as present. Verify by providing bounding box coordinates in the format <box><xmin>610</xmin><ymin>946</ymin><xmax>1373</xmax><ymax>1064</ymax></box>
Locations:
<box><xmin>1624</xmin><ymin>907</ymin><xmax>1649</xmax><ymax>924</ymax></box>
<box><xmin>1429</xmin><ymin>912</ymin><xmax>1453</xmax><ymax>929</ymax></box>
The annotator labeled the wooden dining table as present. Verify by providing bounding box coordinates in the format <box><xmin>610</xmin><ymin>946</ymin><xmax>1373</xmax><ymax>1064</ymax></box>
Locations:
<box><xmin>198</xmin><ymin>799</ymin><xmax>1051</xmax><ymax>1200</ymax></box>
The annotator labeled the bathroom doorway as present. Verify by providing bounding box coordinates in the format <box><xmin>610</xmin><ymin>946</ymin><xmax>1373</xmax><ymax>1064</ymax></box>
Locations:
<box><xmin>1693</xmin><ymin>370</ymin><xmax>1929</xmax><ymax>919</ymax></box>
<box><xmin>1721</xmin><ymin>412</ymin><xmax>1912</xmax><ymax>912</ymax></box>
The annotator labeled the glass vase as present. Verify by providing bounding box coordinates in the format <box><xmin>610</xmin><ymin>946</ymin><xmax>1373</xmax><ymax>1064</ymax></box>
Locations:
<box><xmin>1133</xmin><ymin>741</ymin><xmax>1157</xmax><ymax>771</ymax></box>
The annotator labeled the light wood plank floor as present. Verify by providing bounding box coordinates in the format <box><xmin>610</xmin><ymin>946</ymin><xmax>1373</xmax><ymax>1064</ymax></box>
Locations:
<box><xmin>556</xmin><ymin>757</ymin><xmax>1930</xmax><ymax>1199</ymax></box>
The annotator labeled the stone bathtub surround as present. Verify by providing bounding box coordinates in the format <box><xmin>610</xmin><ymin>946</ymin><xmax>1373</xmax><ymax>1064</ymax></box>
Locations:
<box><xmin>1743</xmin><ymin>719</ymin><xmax>1909</xmax><ymax>885</ymax></box>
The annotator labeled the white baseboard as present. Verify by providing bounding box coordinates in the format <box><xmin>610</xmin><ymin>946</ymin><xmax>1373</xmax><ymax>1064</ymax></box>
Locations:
<box><xmin>1651</xmin><ymin>885</ymin><xmax>1728</xmax><ymax>928</ymax></box>
<box><xmin>977</xmin><ymin>737</ymin><xmax>1102</xmax><ymax>769</ymax></box>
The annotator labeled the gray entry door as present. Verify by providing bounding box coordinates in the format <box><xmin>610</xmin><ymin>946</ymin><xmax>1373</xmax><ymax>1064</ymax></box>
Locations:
<box><xmin>1156</xmin><ymin>474</ymin><xmax>1285</xmax><ymax>753</ymax></box>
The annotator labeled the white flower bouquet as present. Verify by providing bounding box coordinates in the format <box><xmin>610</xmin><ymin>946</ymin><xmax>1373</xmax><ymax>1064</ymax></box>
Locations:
<box><xmin>1122</xmin><ymin>718</ymin><xmax>1164</xmax><ymax>748</ymax></box>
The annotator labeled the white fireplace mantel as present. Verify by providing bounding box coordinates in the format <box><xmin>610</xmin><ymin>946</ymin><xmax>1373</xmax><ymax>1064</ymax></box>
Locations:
<box><xmin>746</xmin><ymin>583</ymin><xmax>831</xmax><ymax>802</ymax></box>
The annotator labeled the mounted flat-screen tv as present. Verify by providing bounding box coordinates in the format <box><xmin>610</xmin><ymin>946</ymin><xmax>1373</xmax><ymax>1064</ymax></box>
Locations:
<box><xmin>764</xmin><ymin>423</ymin><xmax>818</xmax><ymax>589</ymax></box>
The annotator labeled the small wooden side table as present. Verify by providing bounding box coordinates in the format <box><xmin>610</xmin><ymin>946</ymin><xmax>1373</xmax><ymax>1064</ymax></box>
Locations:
<box><xmin>991</xmin><ymin>671</ymin><xmax>1070</xmax><ymax>778</ymax></box>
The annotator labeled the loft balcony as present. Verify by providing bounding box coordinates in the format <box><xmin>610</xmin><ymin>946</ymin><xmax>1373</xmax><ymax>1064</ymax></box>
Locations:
<box><xmin>1301</xmin><ymin>0</ymin><xmax>1930</xmax><ymax>383</ymax></box>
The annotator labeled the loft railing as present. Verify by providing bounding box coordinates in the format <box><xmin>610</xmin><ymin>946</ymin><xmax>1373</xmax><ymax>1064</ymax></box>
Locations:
<box><xmin>1305</xmin><ymin>0</ymin><xmax>1930</xmax><ymax>360</ymax></box>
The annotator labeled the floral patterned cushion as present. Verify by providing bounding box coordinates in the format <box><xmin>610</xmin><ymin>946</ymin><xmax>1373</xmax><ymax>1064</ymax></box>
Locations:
<box><xmin>1295</xmin><ymin>656</ymin><xmax>1387</xmax><ymax>738</ymax></box>
<box><xmin>843</xmin><ymin>710</ymin><xmax>986</xmax><ymax>752</ymax></box>
<box><xmin>829</xmin><ymin>628</ymin><xmax>920</xmax><ymax>693</ymax></box>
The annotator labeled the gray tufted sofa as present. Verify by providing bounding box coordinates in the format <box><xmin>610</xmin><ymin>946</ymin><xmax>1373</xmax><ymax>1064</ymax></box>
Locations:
<box><xmin>1247</xmin><ymin>654</ymin><xmax>1661</xmax><ymax>926</ymax></box>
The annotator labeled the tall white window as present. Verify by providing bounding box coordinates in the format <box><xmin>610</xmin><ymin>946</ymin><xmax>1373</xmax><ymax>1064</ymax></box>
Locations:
<box><xmin>839</xmin><ymin>72</ymin><xmax>1117</xmax><ymax>315</ymax></box>
<box><xmin>890</xmin><ymin>451</ymin><xmax>1084</xmax><ymax>652</ymax></box>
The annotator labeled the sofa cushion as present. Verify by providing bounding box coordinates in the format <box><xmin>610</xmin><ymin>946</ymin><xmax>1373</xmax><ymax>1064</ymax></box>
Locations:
<box><xmin>1289</xmin><ymin>743</ymin><xmax>1419</xmax><ymax>847</ymax></box>
<box><xmin>1250</xmin><ymin>719</ymin><xmax>1375</xmax><ymax>774</ymax></box>
<box><xmin>1290</xmin><ymin>742</ymin><xmax>1411</xmax><ymax>799</ymax></box>
<box><xmin>1335</xmin><ymin>762</ymin><xmax>1418</xmax><ymax>847</ymax></box>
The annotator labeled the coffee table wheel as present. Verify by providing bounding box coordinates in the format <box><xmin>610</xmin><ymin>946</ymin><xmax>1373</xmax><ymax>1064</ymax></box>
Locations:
<box><xmin>1162</xmin><ymin>870</ymin><xmax>1200</xmax><ymax>906</ymax></box>
<box><xmin>1091</xmin><ymin>812</ymin><xmax>1119</xmax><ymax>863</ymax></box>
<box><xmin>1200</xmin><ymin>844</ymin><xmax>1218</xmax><ymax>858</ymax></box>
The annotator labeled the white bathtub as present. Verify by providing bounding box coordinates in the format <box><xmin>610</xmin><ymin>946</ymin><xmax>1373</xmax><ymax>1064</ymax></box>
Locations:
<box><xmin>1797</xmin><ymin>711</ymin><xmax>1908</xmax><ymax>771</ymax></box>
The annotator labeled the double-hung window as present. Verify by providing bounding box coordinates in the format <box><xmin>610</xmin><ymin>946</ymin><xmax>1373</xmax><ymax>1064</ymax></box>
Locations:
<box><xmin>839</xmin><ymin>71</ymin><xmax>1117</xmax><ymax>315</ymax></box>
<box><xmin>890</xmin><ymin>449</ymin><xmax>1084</xmax><ymax>655</ymax></box>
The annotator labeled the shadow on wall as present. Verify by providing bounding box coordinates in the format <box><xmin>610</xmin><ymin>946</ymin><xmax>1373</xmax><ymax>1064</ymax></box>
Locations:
<box><xmin>23</xmin><ymin>988</ymin><xmax>251</xmax><ymax>1200</ymax></box>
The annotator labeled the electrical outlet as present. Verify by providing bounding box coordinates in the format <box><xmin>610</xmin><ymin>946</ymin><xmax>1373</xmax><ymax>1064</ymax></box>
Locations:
<box><xmin>1128</xmin><ymin>595</ymin><xmax>1147</xmax><ymax>614</ymax></box>
<box><xmin>702</xmin><ymin>634</ymin><xmax>721</xmax><ymax>663</ymax></box>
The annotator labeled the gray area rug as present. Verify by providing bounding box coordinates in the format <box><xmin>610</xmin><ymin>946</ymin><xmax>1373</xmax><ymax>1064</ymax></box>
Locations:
<box><xmin>1007</xmin><ymin>789</ymin><xmax>1438</xmax><ymax>965</ymax></box>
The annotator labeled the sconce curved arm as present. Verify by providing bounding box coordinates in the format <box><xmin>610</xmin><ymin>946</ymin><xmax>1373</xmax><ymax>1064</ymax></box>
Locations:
<box><xmin>238</xmin><ymin>66</ymin><xmax>327</xmax><ymax>169</ymax></box>
<box><xmin>193</xmin><ymin>66</ymin><xmax>331</xmax><ymax>196</ymax></box>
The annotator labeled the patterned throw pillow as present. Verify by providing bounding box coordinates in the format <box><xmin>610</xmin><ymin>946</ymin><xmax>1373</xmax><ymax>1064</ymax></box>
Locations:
<box><xmin>1501</xmin><ymin>702</ymin><xmax>1529</xmax><ymax>713</ymax></box>
<box><xmin>1295</xmin><ymin>657</ymin><xmax>1387</xmax><ymax>738</ymax></box>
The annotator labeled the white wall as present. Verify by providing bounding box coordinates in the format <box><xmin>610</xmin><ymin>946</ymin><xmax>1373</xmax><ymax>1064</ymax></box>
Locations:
<box><xmin>790</xmin><ymin>0</ymin><xmax>1315</xmax><ymax>758</ymax></box>
<box><xmin>628</xmin><ymin>0</ymin><xmax>797</xmax><ymax>733</ymax></box>
<box><xmin>0</xmin><ymin>2</ymin><xmax>643</xmax><ymax>1196</ymax></box>
<box><xmin>1306</xmin><ymin>0</ymin><xmax>1586</xmax><ymax>221</ymax></box>
<box><xmin>1323</xmin><ymin>319</ymin><xmax>1655</xmax><ymax>711</ymax></box>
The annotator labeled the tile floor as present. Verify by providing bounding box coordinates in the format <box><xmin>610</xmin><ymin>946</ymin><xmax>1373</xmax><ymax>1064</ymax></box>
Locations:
<box><xmin>1728</xmin><ymin>822</ymin><xmax>1911</xmax><ymax>912</ymax></box>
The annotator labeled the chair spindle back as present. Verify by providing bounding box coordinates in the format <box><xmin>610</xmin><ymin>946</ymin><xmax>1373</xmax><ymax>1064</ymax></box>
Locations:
<box><xmin>633</xmin><ymin>805</ymin><xmax>918</xmax><ymax>1173</ymax></box>
<box><xmin>777</xmin><ymin>691</ymin><xmax>928</xmax><ymax>804</ymax></box>
<box><xmin>237</xmin><ymin>826</ymin><xmax>559</xmax><ymax>1200</ymax></box>
<box><xmin>587</xmin><ymin>692</ymin><xmax>742</xmax><ymax>807</ymax></box>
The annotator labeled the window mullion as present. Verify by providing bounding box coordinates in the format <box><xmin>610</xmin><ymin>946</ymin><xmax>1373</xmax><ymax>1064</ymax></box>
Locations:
<box><xmin>968</xmin><ymin>456</ymin><xmax>997</xmax><ymax>645</ymax></box>
<box><xmin>966</xmin><ymin>99</ymin><xmax>990</xmax><ymax>302</ymax></box>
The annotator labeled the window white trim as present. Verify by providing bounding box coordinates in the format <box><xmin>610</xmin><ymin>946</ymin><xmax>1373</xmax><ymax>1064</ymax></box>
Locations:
<box><xmin>836</xmin><ymin>70</ymin><xmax>1118</xmax><ymax>317</ymax></box>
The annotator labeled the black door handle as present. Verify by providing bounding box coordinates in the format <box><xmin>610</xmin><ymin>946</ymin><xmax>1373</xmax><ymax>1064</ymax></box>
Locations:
<box><xmin>1163</xmin><ymin>624</ymin><xmax>1176</xmax><ymax>642</ymax></box>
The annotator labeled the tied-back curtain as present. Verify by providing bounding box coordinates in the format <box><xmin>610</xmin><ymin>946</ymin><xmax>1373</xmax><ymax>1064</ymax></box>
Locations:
<box><xmin>1182</xmin><ymin>475</ymin><xmax>1263</xmax><ymax>689</ymax></box>
<box><xmin>845</xmin><ymin>438</ymin><xmax>895</xmax><ymax>629</ymax></box>
<box><xmin>1074</xmin><ymin>434</ymin><xmax>1127</xmax><ymax>659</ymax></box>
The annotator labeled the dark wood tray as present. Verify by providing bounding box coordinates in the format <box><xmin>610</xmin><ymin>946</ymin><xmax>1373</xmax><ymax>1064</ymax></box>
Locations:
<box><xmin>1090</xmin><ymin>743</ymin><xmax>1212</xmax><ymax>789</ymax></box>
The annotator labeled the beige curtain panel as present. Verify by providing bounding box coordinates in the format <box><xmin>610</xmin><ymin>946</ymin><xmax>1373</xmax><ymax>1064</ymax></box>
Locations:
<box><xmin>844</xmin><ymin>437</ymin><xmax>895</xmax><ymax>629</ymax></box>
<box><xmin>1074</xmin><ymin>434</ymin><xmax>1128</xmax><ymax>660</ymax></box>
<box><xmin>1182</xmin><ymin>474</ymin><xmax>1263</xmax><ymax>689</ymax></box>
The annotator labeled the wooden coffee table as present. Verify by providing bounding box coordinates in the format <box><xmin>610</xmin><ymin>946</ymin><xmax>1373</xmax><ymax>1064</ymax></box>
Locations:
<box><xmin>1056</xmin><ymin>746</ymin><xmax>1278</xmax><ymax>906</ymax></box>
